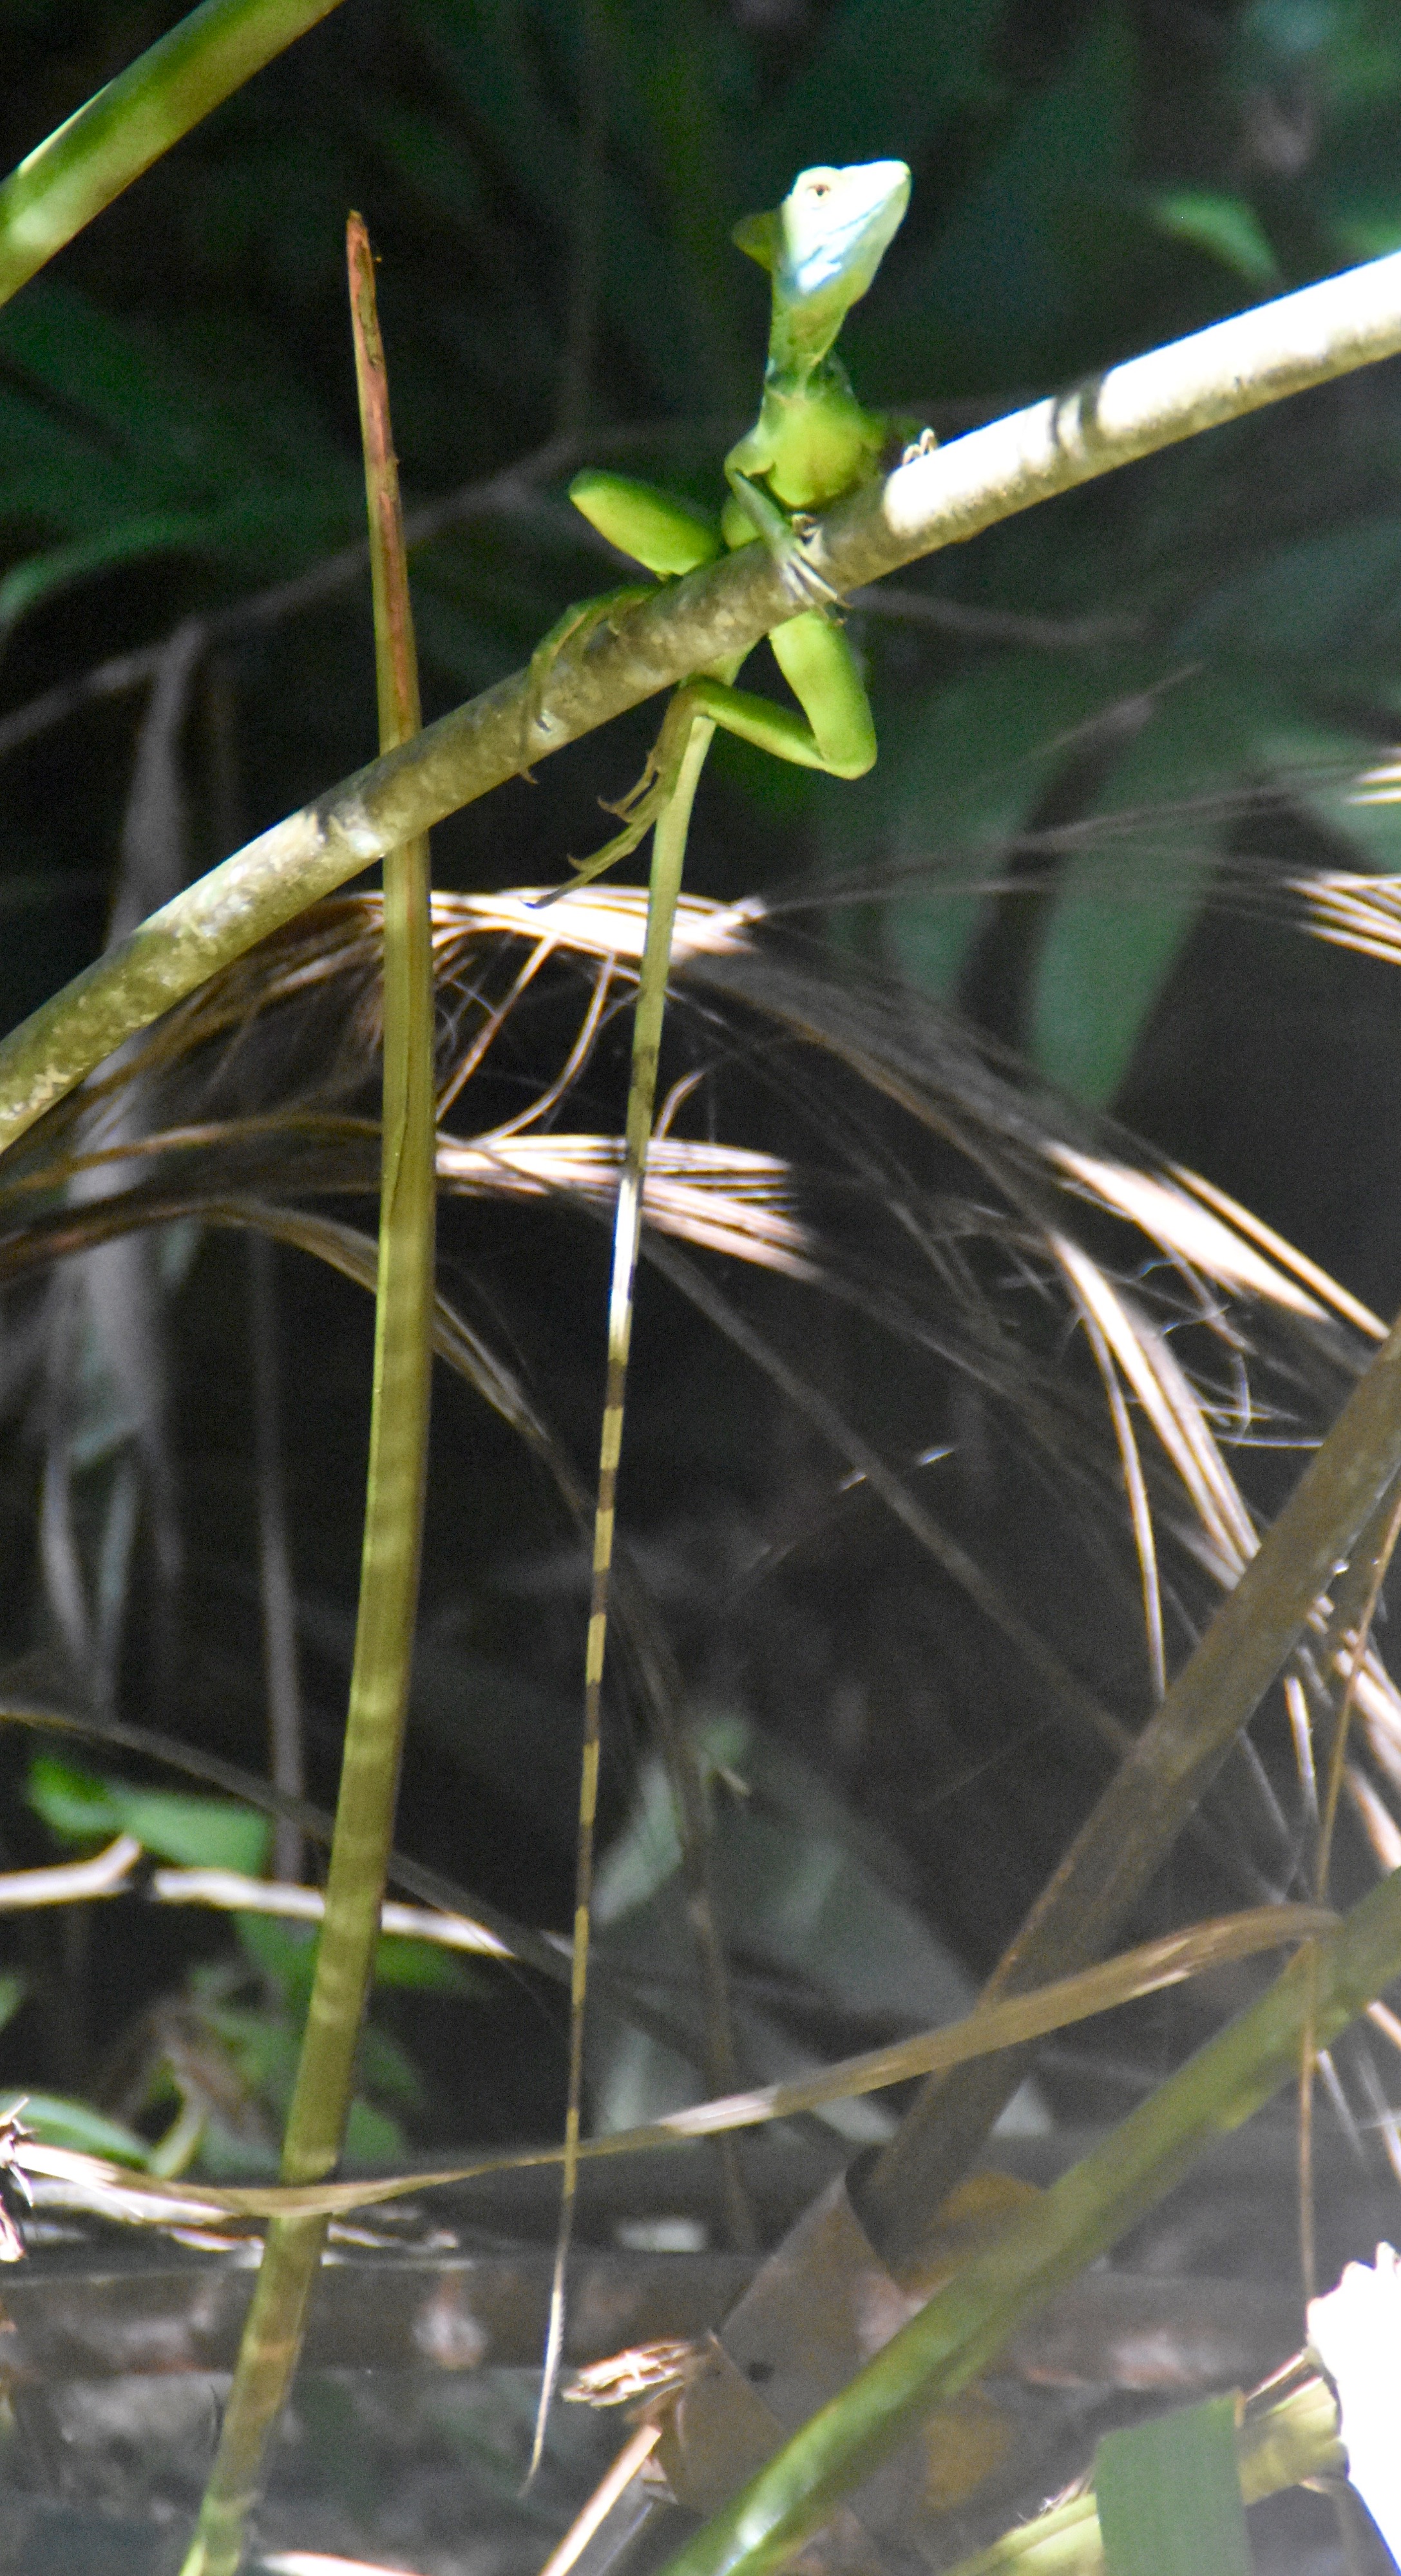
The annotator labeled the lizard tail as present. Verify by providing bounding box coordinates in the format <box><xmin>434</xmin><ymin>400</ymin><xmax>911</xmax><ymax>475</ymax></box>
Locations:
<box><xmin>528</xmin><ymin>710</ymin><xmax>718</xmax><ymax>2483</ymax></box>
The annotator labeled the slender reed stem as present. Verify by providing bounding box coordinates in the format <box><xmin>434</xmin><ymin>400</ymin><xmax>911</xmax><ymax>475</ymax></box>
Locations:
<box><xmin>937</xmin><ymin>2373</ymin><xmax>1343</xmax><ymax>2576</ymax></box>
<box><xmin>1299</xmin><ymin>1475</ymin><xmax>1401</xmax><ymax>2297</ymax></box>
<box><xmin>178</xmin><ymin>213</ymin><xmax>435</xmax><ymax>2576</ymax></box>
<box><xmin>861</xmin><ymin>1302</ymin><xmax>1401</xmax><ymax>2268</ymax></box>
<box><xmin>247</xmin><ymin>1235</ymin><xmax>305</xmax><ymax>1885</ymax></box>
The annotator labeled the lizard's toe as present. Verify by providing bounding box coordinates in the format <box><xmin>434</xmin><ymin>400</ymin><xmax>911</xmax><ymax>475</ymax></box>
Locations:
<box><xmin>781</xmin><ymin>554</ymin><xmax>841</xmax><ymax>611</ymax></box>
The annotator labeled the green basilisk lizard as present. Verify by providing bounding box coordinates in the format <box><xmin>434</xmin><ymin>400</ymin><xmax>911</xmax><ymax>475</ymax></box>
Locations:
<box><xmin>531</xmin><ymin>157</ymin><xmax>922</xmax><ymax>2467</ymax></box>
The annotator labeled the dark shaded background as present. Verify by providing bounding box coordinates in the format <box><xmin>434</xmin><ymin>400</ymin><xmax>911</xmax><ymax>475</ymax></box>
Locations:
<box><xmin>1</xmin><ymin>0</ymin><xmax>1401</xmax><ymax>2186</ymax></box>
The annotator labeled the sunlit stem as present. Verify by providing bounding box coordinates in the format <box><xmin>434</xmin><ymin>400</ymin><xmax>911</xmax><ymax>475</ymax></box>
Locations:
<box><xmin>8</xmin><ymin>250</ymin><xmax>1401</xmax><ymax>1159</ymax></box>
<box><xmin>647</xmin><ymin>1856</ymin><xmax>1401</xmax><ymax>2576</ymax></box>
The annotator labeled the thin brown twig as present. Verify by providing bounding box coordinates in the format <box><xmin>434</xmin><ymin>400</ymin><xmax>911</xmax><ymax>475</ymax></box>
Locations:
<box><xmin>848</xmin><ymin>583</ymin><xmax>1145</xmax><ymax>649</ymax></box>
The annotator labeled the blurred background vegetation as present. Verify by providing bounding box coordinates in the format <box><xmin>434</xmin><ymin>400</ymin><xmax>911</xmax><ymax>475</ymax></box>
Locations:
<box><xmin>4</xmin><ymin>0</ymin><xmax>1401</xmax><ymax>2200</ymax></box>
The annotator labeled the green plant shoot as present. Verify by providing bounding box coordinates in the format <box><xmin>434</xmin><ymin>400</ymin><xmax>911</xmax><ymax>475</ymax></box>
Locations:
<box><xmin>1094</xmin><ymin>2398</ymin><xmax>1253</xmax><ymax>2576</ymax></box>
<box><xmin>178</xmin><ymin>213</ymin><xmax>437</xmax><ymax>2576</ymax></box>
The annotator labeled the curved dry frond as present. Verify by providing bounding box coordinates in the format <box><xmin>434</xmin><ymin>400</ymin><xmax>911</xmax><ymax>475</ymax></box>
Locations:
<box><xmin>1051</xmin><ymin>1147</ymin><xmax>1379</xmax><ymax>1336</ymax></box>
<box><xmin>0</xmin><ymin>1130</ymin><xmax>815</xmax><ymax>1287</ymax></box>
<box><xmin>3</xmin><ymin>880</ymin><xmax>1395</xmax><ymax>1894</ymax></box>
<box><xmin>437</xmin><ymin>1135</ymin><xmax>815</xmax><ymax>1278</ymax></box>
<box><xmin>1294</xmin><ymin>866</ymin><xmax>1401</xmax><ymax>972</ymax></box>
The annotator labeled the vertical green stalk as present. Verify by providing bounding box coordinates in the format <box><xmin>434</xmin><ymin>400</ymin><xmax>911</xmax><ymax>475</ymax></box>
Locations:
<box><xmin>0</xmin><ymin>0</ymin><xmax>348</xmax><ymax>312</ymax></box>
<box><xmin>179</xmin><ymin>213</ymin><xmax>435</xmax><ymax>2576</ymax></box>
<box><xmin>861</xmin><ymin>1303</ymin><xmax>1401</xmax><ymax>2266</ymax></box>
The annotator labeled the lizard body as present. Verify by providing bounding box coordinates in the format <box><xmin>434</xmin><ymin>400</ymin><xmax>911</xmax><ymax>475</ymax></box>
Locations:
<box><xmin>531</xmin><ymin>159</ymin><xmax>919</xmax><ymax>2471</ymax></box>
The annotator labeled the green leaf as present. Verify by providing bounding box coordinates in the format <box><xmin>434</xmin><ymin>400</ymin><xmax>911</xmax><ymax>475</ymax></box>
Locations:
<box><xmin>897</xmin><ymin>6</ymin><xmax>1137</xmax><ymax>384</ymax></box>
<box><xmin>642</xmin><ymin>1864</ymin><xmax>1401</xmax><ymax>2576</ymax></box>
<box><xmin>758</xmin><ymin>0</ymin><xmax>1005</xmax><ymax>195</ymax></box>
<box><xmin>370</xmin><ymin>1933</ymin><xmax>472</xmax><ymax>1994</ymax></box>
<box><xmin>3</xmin><ymin>2090</ymin><xmax>151</xmax><ymax>2165</ymax></box>
<box><xmin>0</xmin><ymin>516</ymin><xmax>216</xmax><ymax>634</ymax></box>
<box><xmin>416</xmin><ymin>0</ymin><xmax>695</xmax><ymax>407</ymax></box>
<box><xmin>1145</xmin><ymin>191</ymin><xmax>1282</xmax><ymax>285</ymax></box>
<box><xmin>1095</xmin><ymin>2396</ymin><xmax>1252</xmax><ymax>2576</ymax></box>
<box><xmin>1174</xmin><ymin>512</ymin><xmax>1401</xmax><ymax>660</ymax></box>
<box><xmin>232</xmin><ymin>1908</ymin><xmax>316</xmax><ymax>2005</ymax></box>
<box><xmin>861</xmin><ymin>649</ymin><xmax>1161</xmax><ymax>1007</ymax></box>
<box><xmin>593</xmin><ymin>0</ymin><xmax>749</xmax><ymax>407</ymax></box>
<box><xmin>1333</xmin><ymin>209</ymin><xmax>1401</xmax><ymax>259</ymax></box>
<box><xmin>342</xmin><ymin>2096</ymin><xmax>406</xmax><ymax>2167</ymax></box>
<box><xmin>1027</xmin><ymin>685</ymin><xmax>1388</xmax><ymax>1103</ymax></box>
<box><xmin>591</xmin><ymin>1714</ymin><xmax>1042</xmax><ymax>2144</ymax></box>
<box><xmin>356</xmin><ymin>2022</ymin><xmax>424</xmax><ymax>2110</ymax></box>
<box><xmin>28</xmin><ymin>1758</ymin><xmax>269</xmax><ymax>1874</ymax></box>
<box><xmin>861</xmin><ymin>645</ymin><xmax>1395</xmax><ymax>1106</ymax></box>
<box><xmin>0</xmin><ymin>279</ymin><xmax>359</xmax><ymax>611</ymax></box>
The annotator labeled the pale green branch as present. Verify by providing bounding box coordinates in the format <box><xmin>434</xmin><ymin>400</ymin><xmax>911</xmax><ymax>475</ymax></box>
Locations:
<box><xmin>176</xmin><ymin>209</ymin><xmax>439</xmax><ymax>2576</ymax></box>
<box><xmin>0</xmin><ymin>0</ymin><xmax>347</xmax><ymax>310</ymax></box>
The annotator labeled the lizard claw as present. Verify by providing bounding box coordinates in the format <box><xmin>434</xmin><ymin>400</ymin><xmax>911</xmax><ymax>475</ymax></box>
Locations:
<box><xmin>784</xmin><ymin>561</ymin><xmax>842</xmax><ymax>611</ymax></box>
<box><xmin>776</xmin><ymin>519</ymin><xmax>841</xmax><ymax>611</ymax></box>
<box><xmin>529</xmin><ymin>694</ymin><xmax>698</xmax><ymax>907</ymax></box>
<box><xmin>899</xmin><ymin>424</ymin><xmax>939</xmax><ymax>466</ymax></box>
<box><xmin>522</xmin><ymin>586</ymin><xmax>656</xmax><ymax>781</ymax></box>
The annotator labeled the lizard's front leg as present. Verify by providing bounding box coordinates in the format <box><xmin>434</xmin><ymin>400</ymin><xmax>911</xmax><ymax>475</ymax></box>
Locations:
<box><xmin>521</xmin><ymin>585</ymin><xmax>656</xmax><ymax>777</ymax></box>
<box><xmin>723</xmin><ymin>464</ymin><xmax>841</xmax><ymax>611</ymax></box>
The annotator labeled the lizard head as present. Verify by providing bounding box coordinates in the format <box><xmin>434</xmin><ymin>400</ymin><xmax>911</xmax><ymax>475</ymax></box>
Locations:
<box><xmin>733</xmin><ymin>159</ymin><xmax>911</xmax><ymax>325</ymax></box>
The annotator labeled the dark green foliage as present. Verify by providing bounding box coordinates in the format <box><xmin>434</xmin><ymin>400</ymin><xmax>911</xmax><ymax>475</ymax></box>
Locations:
<box><xmin>3</xmin><ymin>0</ymin><xmax>1401</xmax><ymax>2380</ymax></box>
<box><xmin>23</xmin><ymin>1758</ymin><xmax>471</xmax><ymax>2167</ymax></box>
<box><xmin>7</xmin><ymin>3</ymin><xmax>1401</xmax><ymax>1086</ymax></box>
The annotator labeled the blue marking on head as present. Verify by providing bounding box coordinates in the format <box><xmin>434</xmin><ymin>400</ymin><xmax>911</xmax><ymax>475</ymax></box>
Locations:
<box><xmin>777</xmin><ymin>161</ymin><xmax>911</xmax><ymax>307</ymax></box>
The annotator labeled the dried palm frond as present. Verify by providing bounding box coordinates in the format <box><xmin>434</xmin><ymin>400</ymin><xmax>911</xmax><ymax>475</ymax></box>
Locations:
<box><xmin>0</xmin><ymin>880</ymin><xmax>1389</xmax><ymax>1843</ymax></box>
<box><xmin>8</xmin><ymin>829</ymin><xmax>1401</xmax><ymax>2192</ymax></box>
<box><xmin>0</xmin><ymin>886</ymin><xmax>1373</xmax><ymax>1551</ymax></box>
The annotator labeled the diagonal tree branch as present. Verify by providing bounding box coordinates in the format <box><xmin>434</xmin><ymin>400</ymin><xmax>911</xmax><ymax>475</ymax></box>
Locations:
<box><xmin>1</xmin><ymin>246</ymin><xmax>1400</xmax><ymax>1160</ymax></box>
